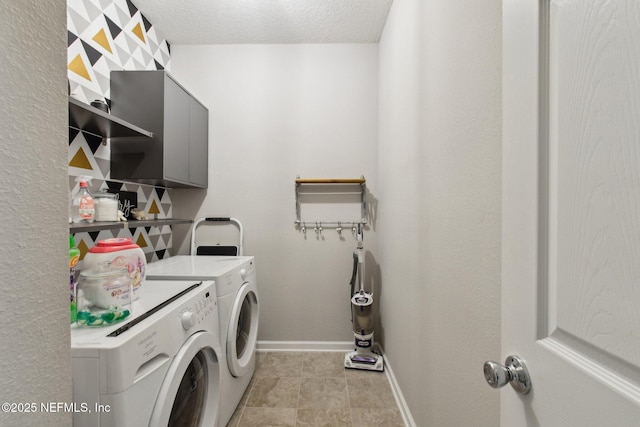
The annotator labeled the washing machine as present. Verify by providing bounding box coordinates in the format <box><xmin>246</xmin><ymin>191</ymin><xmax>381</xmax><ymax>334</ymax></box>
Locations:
<box><xmin>71</xmin><ymin>279</ymin><xmax>221</xmax><ymax>427</ymax></box>
<box><xmin>146</xmin><ymin>255</ymin><xmax>259</xmax><ymax>427</ymax></box>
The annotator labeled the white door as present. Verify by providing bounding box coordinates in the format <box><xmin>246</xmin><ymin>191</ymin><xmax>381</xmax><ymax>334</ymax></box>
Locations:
<box><xmin>501</xmin><ymin>0</ymin><xmax>640</xmax><ymax>425</ymax></box>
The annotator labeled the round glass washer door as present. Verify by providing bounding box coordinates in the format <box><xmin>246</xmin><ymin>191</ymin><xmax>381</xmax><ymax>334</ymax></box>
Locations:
<box><xmin>227</xmin><ymin>281</ymin><xmax>259</xmax><ymax>377</ymax></box>
<box><xmin>149</xmin><ymin>332</ymin><xmax>220</xmax><ymax>426</ymax></box>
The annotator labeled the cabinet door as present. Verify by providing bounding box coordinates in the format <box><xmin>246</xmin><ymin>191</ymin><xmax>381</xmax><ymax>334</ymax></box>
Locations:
<box><xmin>189</xmin><ymin>98</ymin><xmax>208</xmax><ymax>187</ymax></box>
<box><xmin>164</xmin><ymin>76</ymin><xmax>190</xmax><ymax>184</ymax></box>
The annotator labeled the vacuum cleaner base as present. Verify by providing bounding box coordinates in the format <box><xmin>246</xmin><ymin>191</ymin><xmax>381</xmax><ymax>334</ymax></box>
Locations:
<box><xmin>344</xmin><ymin>350</ymin><xmax>384</xmax><ymax>372</ymax></box>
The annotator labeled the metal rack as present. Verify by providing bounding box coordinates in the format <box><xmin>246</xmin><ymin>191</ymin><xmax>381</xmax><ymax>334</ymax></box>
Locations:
<box><xmin>294</xmin><ymin>176</ymin><xmax>367</xmax><ymax>235</ymax></box>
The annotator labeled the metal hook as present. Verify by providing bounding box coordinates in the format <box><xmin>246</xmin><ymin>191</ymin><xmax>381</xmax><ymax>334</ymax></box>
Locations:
<box><xmin>337</xmin><ymin>222</ymin><xmax>342</xmax><ymax>235</ymax></box>
<box><xmin>319</xmin><ymin>222</ymin><xmax>323</xmax><ymax>235</ymax></box>
<box><xmin>314</xmin><ymin>222</ymin><xmax>319</xmax><ymax>234</ymax></box>
<box><xmin>302</xmin><ymin>222</ymin><xmax>306</xmax><ymax>235</ymax></box>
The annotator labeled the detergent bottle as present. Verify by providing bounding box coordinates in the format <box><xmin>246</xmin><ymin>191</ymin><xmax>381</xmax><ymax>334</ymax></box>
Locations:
<box><xmin>69</xmin><ymin>235</ymin><xmax>80</xmax><ymax>323</ymax></box>
<box><xmin>71</xmin><ymin>176</ymin><xmax>95</xmax><ymax>223</ymax></box>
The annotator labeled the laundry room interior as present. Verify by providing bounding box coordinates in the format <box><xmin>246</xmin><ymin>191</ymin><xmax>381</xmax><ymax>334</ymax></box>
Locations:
<box><xmin>2</xmin><ymin>0</ymin><xmax>502</xmax><ymax>426</ymax></box>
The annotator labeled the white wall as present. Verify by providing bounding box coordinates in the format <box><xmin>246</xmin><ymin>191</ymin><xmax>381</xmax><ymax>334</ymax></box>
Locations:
<box><xmin>0</xmin><ymin>2</ymin><xmax>71</xmax><ymax>426</ymax></box>
<box><xmin>378</xmin><ymin>0</ymin><xmax>502</xmax><ymax>425</ymax></box>
<box><xmin>170</xmin><ymin>44</ymin><xmax>380</xmax><ymax>343</ymax></box>
<box><xmin>170</xmin><ymin>3</ymin><xmax>501</xmax><ymax>424</ymax></box>
<box><xmin>0</xmin><ymin>2</ymin><xmax>501</xmax><ymax>424</ymax></box>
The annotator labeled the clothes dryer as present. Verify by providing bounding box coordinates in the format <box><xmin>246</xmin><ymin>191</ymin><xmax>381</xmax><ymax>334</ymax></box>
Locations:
<box><xmin>146</xmin><ymin>256</ymin><xmax>259</xmax><ymax>427</ymax></box>
<box><xmin>71</xmin><ymin>280</ymin><xmax>221</xmax><ymax>427</ymax></box>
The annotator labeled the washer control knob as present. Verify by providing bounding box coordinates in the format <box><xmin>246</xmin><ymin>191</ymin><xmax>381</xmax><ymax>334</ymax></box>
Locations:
<box><xmin>181</xmin><ymin>311</ymin><xmax>197</xmax><ymax>330</ymax></box>
<box><xmin>240</xmin><ymin>269</ymin><xmax>247</xmax><ymax>279</ymax></box>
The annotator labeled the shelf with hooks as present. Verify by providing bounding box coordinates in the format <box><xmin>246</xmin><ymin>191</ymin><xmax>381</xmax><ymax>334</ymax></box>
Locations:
<box><xmin>294</xmin><ymin>176</ymin><xmax>367</xmax><ymax>232</ymax></box>
<box><xmin>296</xmin><ymin>221</ymin><xmax>364</xmax><ymax>238</ymax></box>
<box><xmin>295</xmin><ymin>177</ymin><xmax>366</xmax><ymax>184</ymax></box>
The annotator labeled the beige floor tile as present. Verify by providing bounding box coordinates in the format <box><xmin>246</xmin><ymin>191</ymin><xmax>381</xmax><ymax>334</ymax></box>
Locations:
<box><xmin>350</xmin><ymin>408</ymin><xmax>405</xmax><ymax>427</ymax></box>
<box><xmin>255</xmin><ymin>351</ymin><xmax>267</xmax><ymax>370</ymax></box>
<box><xmin>302</xmin><ymin>352</ymin><xmax>347</xmax><ymax>378</ymax></box>
<box><xmin>226</xmin><ymin>404</ymin><xmax>243</xmax><ymax>427</ymax></box>
<box><xmin>296</xmin><ymin>408</ymin><xmax>353</xmax><ymax>426</ymax></box>
<box><xmin>226</xmin><ymin>378</ymin><xmax>254</xmax><ymax>426</ymax></box>
<box><xmin>255</xmin><ymin>352</ymin><xmax>305</xmax><ymax>378</ymax></box>
<box><xmin>233</xmin><ymin>352</ymin><xmax>405</xmax><ymax>426</ymax></box>
<box><xmin>346</xmin><ymin>377</ymin><xmax>397</xmax><ymax>409</ymax></box>
<box><xmin>298</xmin><ymin>377</ymin><xmax>349</xmax><ymax>410</ymax></box>
<box><xmin>344</xmin><ymin>366</ymin><xmax>387</xmax><ymax>380</ymax></box>
<box><xmin>237</xmin><ymin>376</ymin><xmax>255</xmax><ymax>408</ymax></box>
<box><xmin>247</xmin><ymin>377</ymin><xmax>301</xmax><ymax>408</ymax></box>
<box><xmin>237</xmin><ymin>407</ymin><xmax>296</xmax><ymax>427</ymax></box>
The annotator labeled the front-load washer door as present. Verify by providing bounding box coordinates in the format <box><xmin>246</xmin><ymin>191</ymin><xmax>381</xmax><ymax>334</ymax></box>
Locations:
<box><xmin>149</xmin><ymin>332</ymin><xmax>220</xmax><ymax>426</ymax></box>
<box><xmin>227</xmin><ymin>281</ymin><xmax>259</xmax><ymax>377</ymax></box>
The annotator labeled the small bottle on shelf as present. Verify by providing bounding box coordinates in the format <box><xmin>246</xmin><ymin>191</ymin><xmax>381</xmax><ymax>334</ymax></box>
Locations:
<box><xmin>71</xmin><ymin>176</ymin><xmax>95</xmax><ymax>223</ymax></box>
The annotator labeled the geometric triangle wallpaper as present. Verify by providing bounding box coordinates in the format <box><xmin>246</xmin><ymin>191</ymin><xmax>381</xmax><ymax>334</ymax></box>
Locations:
<box><xmin>68</xmin><ymin>0</ymin><xmax>174</xmax><ymax>262</ymax></box>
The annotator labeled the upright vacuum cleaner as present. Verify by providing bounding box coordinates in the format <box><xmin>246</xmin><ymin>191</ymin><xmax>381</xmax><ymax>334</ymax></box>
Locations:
<box><xmin>344</xmin><ymin>224</ymin><xmax>384</xmax><ymax>371</ymax></box>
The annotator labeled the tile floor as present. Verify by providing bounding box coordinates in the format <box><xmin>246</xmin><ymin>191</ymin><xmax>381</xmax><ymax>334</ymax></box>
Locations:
<box><xmin>226</xmin><ymin>351</ymin><xmax>405</xmax><ymax>427</ymax></box>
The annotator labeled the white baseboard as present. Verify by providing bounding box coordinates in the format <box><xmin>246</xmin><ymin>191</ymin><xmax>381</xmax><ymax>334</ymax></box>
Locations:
<box><xmin>380</xmin><ymin>349</ymin><xmax>416</xmax><ymax>427</ymax></box>
<box><xmin>254</xmin><ymin>341</ymin><xmax>416</xmax><ymax>426</ymax></box>
<box><xmin>256</xmin><ymin>340</ymin><xmax>354</xmax><ymax>352</ymax></box>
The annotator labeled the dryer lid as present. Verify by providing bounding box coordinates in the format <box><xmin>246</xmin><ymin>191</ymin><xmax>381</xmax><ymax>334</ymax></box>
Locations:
<box><xmin>146</xmin><ymin>255</ymin><xmax>254</xmax><ymax>280</ymax></box>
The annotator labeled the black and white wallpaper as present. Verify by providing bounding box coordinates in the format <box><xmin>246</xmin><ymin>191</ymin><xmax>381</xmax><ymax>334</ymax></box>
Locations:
<box><xmin>68</xmin><ymin>0</ymin><xmax>175</xmax><ymax>263</ymax></box>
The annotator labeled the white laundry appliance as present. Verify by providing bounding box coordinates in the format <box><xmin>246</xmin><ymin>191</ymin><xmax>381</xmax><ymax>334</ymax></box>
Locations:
<box><xmin>146</xmin><ymin>256</ymin><xmax>259</xmax><ymax>427</ymax></box>
<box><xmin>71</xmin><ymin>279</ymin><xmax>221</xmax><ymax>427</ymax></box>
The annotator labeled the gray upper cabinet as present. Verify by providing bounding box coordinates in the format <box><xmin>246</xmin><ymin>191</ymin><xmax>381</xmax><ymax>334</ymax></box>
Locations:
<box><xmin>110</xmin><ymin>71</ymin><xmax>209</xmax><ymax>188</ymax></box>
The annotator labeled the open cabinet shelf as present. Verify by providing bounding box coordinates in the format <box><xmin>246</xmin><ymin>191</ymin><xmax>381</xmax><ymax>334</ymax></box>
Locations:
<box><xmin>68</xmin><ymin>96</ymin><xmax>153</xmax><ymax>140</ymax></box>
<box><xmin>70</xmin><ymin>218</ymin><xmax>193</xmax><ymax>234</ymax></box>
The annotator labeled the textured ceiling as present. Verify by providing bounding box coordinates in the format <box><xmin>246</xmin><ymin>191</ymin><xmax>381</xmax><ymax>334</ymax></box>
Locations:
<box><xmin>131</xmin><ymin>0</ymin><xmax>393</xmax><ymax>44</ymax></box>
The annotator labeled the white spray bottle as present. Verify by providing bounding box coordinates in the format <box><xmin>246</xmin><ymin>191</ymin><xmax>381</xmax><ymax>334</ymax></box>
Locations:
<box><xmin>71</xmin><ymin>176</ymin><xmax>95</xmax><ymax>223</ymax></box>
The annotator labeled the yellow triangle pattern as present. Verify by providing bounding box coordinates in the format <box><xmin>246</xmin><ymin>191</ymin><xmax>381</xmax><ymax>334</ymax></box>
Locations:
<box><xmin>132</xmin><ymin>22</ymin><xmax>145</xmax><ymax>43</ymax></box>
<box><xmin>77</xmin><ymin>239</ymin><xmax>90</xmax><ymax>260</ymax></box>
<box><xmin>68</xmin><ymin>54</ymin><xmax>91</xmax><ymax>81</ymax></box>
<box><xmin>69</xmin><ymin>147</ymin><xmax>93</xmax><ymax>170</ymax></box>
<box><xmin>136</xmin><ymin>234</ymin><xmax>148</xmax><ymax>248</ymax></box>
<box><xmin>148</xmin><ymin>200</ymin><xmax>160</xmax><ymax>214</ymax></box>
<box><xmin>92</xmin><ymin>28</ymin><xmax>112</xmax><ymax>53</ymax></box>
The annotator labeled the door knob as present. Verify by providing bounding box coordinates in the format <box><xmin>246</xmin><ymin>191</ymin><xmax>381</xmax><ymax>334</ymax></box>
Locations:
<box><xmin>483</xmin><ymin>355</ymin><xmax>531</xmax><ymax>395</ymax></box>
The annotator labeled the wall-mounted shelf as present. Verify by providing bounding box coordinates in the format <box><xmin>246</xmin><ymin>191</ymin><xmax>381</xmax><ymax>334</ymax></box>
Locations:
<box><xmin>294</xmin><ymin>176</ymin><xmax>367</xmax><ymax>229</ymax></box>
<box><xmin>295</xmin><ymin>178</ymin><xmax>366</xmax><ymax>184</ymax></box>
<box><xmin>68</xmin><ymin>96</ymin><xmax>153</xmax><ymax>140</ymax></box>
<box><xmin>70</xmin><ymin>218</ymin><xmax>192</xmax><ymax>234</ymax></box>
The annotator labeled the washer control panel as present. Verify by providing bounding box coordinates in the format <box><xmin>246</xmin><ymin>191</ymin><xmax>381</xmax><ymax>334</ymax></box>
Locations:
<box><xmin>241</xmin><ymin>260</ymin><xmax>256</xmax><ymax>281</ymax></box>
<box><xmin>179</xmin><ymin>283</ymin><xmax>216</xmax><ymax>330</ymax></box>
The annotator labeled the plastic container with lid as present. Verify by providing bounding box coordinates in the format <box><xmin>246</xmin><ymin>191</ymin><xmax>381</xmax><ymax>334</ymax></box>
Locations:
<box><xmin>94</xmin><ymin>190</ymin><xmax>119</xmax><ymax>222</ymax></box>
<box><xmin>82</xmin><ymin>238</ymin><xmax>146</xmax><ymax>301</ymax></box>
<box><xmin>76</xmin><ymin>263</ymin><xmax>132</xmax><ymax>327</ymax></box>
